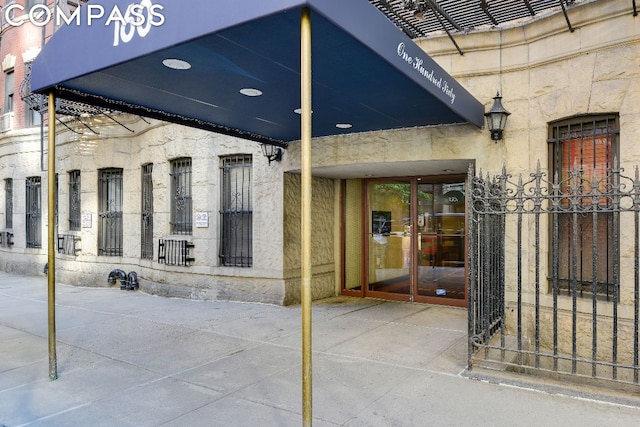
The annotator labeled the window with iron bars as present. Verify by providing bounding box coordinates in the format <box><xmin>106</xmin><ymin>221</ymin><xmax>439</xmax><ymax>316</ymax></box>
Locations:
<box><xmin>55</xmin><ymin>173</ymin><xmax>59</xmax><ymax>231</ymax></box>
<box><xmin>4</xmin><ymin>178</ymin><xmax>12</xmax><ymax>229</ymax></box>
<box><xmin>141</xmin><ymin>163</ymin><xmax>154</xmax><ymax>259</ymax></box>
<box><xmin>548</xmin><ymin>114</ymin><xmax>619</xmax><ymax>299</ymax></box>
<box><xmin>220</xmin><ymin>155</ymin><xmax>252</xmax><ymax>267</ymax></box>
<box><xmin>26</xmin><ymin>0</ymin><xmax>44</xmax><ymax>8</ymax></box>
<box><xmin>69</xmin><ymin>170</ymin><xmax>81</xmax><ymax>231</ymax></box>
<box><xmin>98</xmin><ymin>168</ymin><xmax>123</xmax><ymax>256</ymax></box>
<box><xmin>170</xmin><ymin>158</ymin><xmax>192</xmax><ymax>235</ymax></box>
<box><xmin>23</xmin><ymin>63</ymin><xmax>41</xmax><ymax>128</ymax></box>
<box><xmin>4</xmin><ymin>68</ymin><xmax>13</xmax><ymax>114</ymax></box>
<box><xmin>25</xmin><ymin>176</ymin><xmax>41</xmax><ymax>248</ymax></box>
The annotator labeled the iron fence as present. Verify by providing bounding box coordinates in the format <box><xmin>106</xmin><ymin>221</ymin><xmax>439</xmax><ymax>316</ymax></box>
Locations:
<box><xmin>468</xmin><ymin>162</ymin><xmax>640</xmax><ymax>385</ymax></box>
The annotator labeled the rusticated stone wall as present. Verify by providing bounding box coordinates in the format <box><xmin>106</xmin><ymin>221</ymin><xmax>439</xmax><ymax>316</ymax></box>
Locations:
<box><xmin>1</xmin><ymin>114</ymin><xmax>293</xmax><ymax>304</ymax></box>
<box><xmin>1</xmin><ymin>0</ymin><xmax>638</xmax><ymax>312</ymax></box>
<box><xmin>282</xmin><ymin>172</ymin><xmax>336</xmax><ymax>305</ymax></box>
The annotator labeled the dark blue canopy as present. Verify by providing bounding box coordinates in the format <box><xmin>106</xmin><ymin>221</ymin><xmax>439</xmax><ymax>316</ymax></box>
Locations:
<box><xmin>32</xmin><ymin>0</ymin><xmax>484</xmax><ymax>144</ymax></box>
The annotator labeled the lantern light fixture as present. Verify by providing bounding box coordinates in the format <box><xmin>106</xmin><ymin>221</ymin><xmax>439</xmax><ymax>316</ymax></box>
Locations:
<box><xmin>260</xmin><ymin>143</ymin><xmax>283</xmax><ymax>165</ymax></box>
<box><xmin>484</xmin><ymin>92</ymin><xmax>511</xmax><ymax>142</ymax></box>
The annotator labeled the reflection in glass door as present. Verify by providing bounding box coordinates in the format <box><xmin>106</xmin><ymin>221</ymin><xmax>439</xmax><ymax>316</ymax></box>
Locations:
<box><xmin>362</xmin><ymin>178</ymin><xmax>466</xmax><ymax>305</ymax></box>
<box><xmin>416</xmin><ymin>182</ymin><xmax>466</xmax><ymax>302</ymax></box>
<box><xmin>367</xmin><ymin>180</ymin><xmax>412</xmax><ymax>297</ymax></box>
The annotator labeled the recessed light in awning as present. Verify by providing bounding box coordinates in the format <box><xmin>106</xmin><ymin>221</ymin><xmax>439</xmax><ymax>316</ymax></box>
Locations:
<box><xmin>335</xmin><ymin>123</ymin><xmax>352</xmax><ymax>129</ymax></box>
<box><xmin>31</xmin><ymin>0</ymin><xmax>485</xmax><ymax>144</ymax></box>
<box><xmin>162</xmin><ymin>59</ymin><xmax>191</xmax><ymax>70</ymax></box>
<box><xmin>240</xmin><ymin>88</ymin><xmax>263</xmax><ymax>97</ymax></box>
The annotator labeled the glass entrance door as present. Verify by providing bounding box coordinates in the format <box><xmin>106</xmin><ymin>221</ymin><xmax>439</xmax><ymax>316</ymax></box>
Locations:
<box><xmin>416</xmin><ymin>182</ymin><xmax>466</xmax><ymax>304</ymax></box>
<box><xmin>363</xmin><ymin>178</ymin><xmax>466</xmax><ymax>305</ymax></box>
<box><xmin>367</xmin><ymin>180</ymin><xmax>412</xmax><ymax>298</ymax></box>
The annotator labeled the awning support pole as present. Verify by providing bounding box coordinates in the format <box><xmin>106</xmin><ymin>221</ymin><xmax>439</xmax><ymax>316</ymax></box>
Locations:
<box><xmin>301</xmin><ymin>7</ymin><xmax>313</xmax><ymax>426</ymax></box>
<box><xmin>47</xmin><ymin>91</ymin><xmax>58</xmax><ymax>381</ymax></box>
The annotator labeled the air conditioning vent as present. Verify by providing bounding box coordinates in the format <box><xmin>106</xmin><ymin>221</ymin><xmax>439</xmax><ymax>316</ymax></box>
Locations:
<box><xmin>0</xmin><ymin>112</ymin><xmax>14</xmax><ymax>132</ymax></box>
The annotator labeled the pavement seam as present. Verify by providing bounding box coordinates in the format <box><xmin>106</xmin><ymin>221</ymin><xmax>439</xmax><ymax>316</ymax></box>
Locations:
<box><xmin>14</xmin><ymin>403</ymin><xmax>92</xmax><ymax>427</ymax></box>
<box><xmin>157</xmin><ymin>349</ymin><xmax>307</xmax><ymax>425</ymax></box>
<box><xmin>465</xmin><ymin>371</ymin><xmax>640</xmax><ymax>410</ymax></box>
<box><xmin>311</xmin><ymin>347</ymin><xmax>464</xmax><ymax>379</ymax></box>
<box><xmin>338</xmin><ymin>314</ymin><xmax>466</xmax><ymax>333</ymax></box>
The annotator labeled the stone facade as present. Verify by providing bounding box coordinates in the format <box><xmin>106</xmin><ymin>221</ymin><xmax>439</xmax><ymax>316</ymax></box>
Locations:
<box><xmin>282</xmin><ymin>173</ymin><xmax>337</xmax><ymax>305</ymax></box>
<box><xmin>1</xmin><ymin>112</ymin><xmax>296</xmax><ymax>303</ymax></box>
<box><xmin>278</xmin><ymin>0</ymin><xmax>640</xmax><ymax>371</ymax></box>
<box><xmin>0</xmin><ymin>0</ymin><xmax>639</xmax><ymax>314</ymax></box>
<box><xmin>424</xmin><ymin>0</ymin><xmax>640</xmax><ymax>365</ymax></box>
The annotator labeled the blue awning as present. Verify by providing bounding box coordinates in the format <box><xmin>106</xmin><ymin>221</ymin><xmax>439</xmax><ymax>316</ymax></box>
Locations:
<box><xmin>31</xmin><ymin>0</ymin><xmax>484</xmax><ymax>145</ymax></box>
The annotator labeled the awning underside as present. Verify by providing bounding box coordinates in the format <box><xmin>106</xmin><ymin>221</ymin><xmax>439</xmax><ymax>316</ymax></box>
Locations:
<box><xmin>32</xmin><ymin>0</ymin><xmax>484</xmax><ymax>145</ymax></box>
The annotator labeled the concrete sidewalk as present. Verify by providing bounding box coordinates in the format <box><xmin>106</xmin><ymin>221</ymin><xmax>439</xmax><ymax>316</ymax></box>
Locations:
<box><xmin>1</xmin><ymin>271</ymin><xmax>640</xmax><ymax>426</ymax></box>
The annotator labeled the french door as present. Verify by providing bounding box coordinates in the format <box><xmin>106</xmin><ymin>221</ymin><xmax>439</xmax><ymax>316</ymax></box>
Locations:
<box><xmin>362</xmin><ymin>177</ymin><xmax>467</xmax><ymax>306</ymax></box>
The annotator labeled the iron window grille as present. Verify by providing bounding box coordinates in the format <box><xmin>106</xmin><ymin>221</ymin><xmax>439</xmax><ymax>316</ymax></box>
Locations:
<box><xmin>157</xmin><ymin>239</ymin><xmax>194</xmax><ymax>266</ymax></box>
<box><xmin>548</xmin><ymin>114</ymin><xmax>619</xmax><ymax>299</ymax></box>
<box><xmin>68</xmin><ymin>170</ymin><xmax>81</xmax><ymax>231</ymax></box>
<box><xmin>98</xmin><ymin>168</ymin><xmax>123</xmax><ymax>256</ymax></box>
<box><xmin>220</xmin><ymin>154</ymin><xmax>253</xmax><ymax>267</ymax></box>
<box><xmin>25</xmin><ymin>176</ymin><xmax>41</xmax><ymax>248</ymax></box>
<box><xmin>57</xmin><ymin>234</ymin><xmax>81</xmax><ymax>256</ymax></box>
<box><xmin>141</xmin><ymin>163</ymin><xmax>154</xmax><ymax>259</ymax></box>
<box><xmin>0</xmin><ymin>231</ymin><xmax>13</xmax><ymax>248</ymax></box>
<box><xmin>170</xmin><ymin>157</ymin><xmax>192</xmax><ymax>235</ymax></box>
<box><xmin>23</xmin><ymin>63</ymin><xmax>42</xmax><ymax>128</ymax></box>
<box><xmin>55</xmin><ymin>173</ymin><xmax>59</xmax><ymax>231</ymax></box>
<box><xmin>4</xmin><ymin>178</ymin><xmax>12</xmax><ymax>229</ymax></box>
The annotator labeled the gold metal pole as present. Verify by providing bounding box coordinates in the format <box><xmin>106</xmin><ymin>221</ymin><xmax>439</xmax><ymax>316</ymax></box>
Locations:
<box><xmin>47</xmin><ymin>91</ymin><xmax>57</xmax><ymax>381</ymax></box>
<box><xmin>300</xmin><ymin>7</ymin><xmax>313</xmax><ymax>426</ymax></box>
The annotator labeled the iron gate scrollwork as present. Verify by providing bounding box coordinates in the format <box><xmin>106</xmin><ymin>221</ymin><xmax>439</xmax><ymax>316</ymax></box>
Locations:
<box><xmin>170</xmin><ymin>158</ymin><xmax>192</xmax><ymax>235</ymax></box>
<box><xmin>468</xmin><ymin>162</ymin><xmax>640</xmax><ymax>386</ymax></box>
<box><xmin>220</xmin><ymin>155</ymin><xmax>253</xmax><ymax>268</ymax></box>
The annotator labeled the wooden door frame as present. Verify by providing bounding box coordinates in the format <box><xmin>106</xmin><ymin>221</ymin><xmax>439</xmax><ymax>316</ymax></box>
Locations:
<box><xmin>340</xmin><ymin>175</ymin><xmax>468</xmax><ymax>307</ymax></box>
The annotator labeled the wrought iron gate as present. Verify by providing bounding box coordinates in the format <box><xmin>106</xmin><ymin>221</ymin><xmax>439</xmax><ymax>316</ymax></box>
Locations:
<box><xmin>468</xmin><ymin>163</ymin><xmax>640</xmax><ymax>386</ymax></box>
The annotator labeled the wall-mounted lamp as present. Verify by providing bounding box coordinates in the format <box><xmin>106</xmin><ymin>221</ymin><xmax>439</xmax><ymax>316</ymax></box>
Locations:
<box><xmin>413</xmin><ymin>9</ymin><xmax>426</xmax><ymax>21</ymax></box>
<box><xmin>403</xmin><ymin>0</ymin><xmax>427</xmax><ymax>21</ymax></box>
<box><xmin>261</xmin><ymin>143</ymin><xmax>284</xmax><ymax>165</ymax></box>
<box><xmin>484</xmin><ymin>92</ymin><xmax>511</xmax><ymax>142</ymax></box>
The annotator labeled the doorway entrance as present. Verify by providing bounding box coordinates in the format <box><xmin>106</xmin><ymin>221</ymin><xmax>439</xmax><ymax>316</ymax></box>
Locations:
<box><xmin>342</xmin><ymin>176</ymin><xmax>467</xmax><ymax>306</ymax></box>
